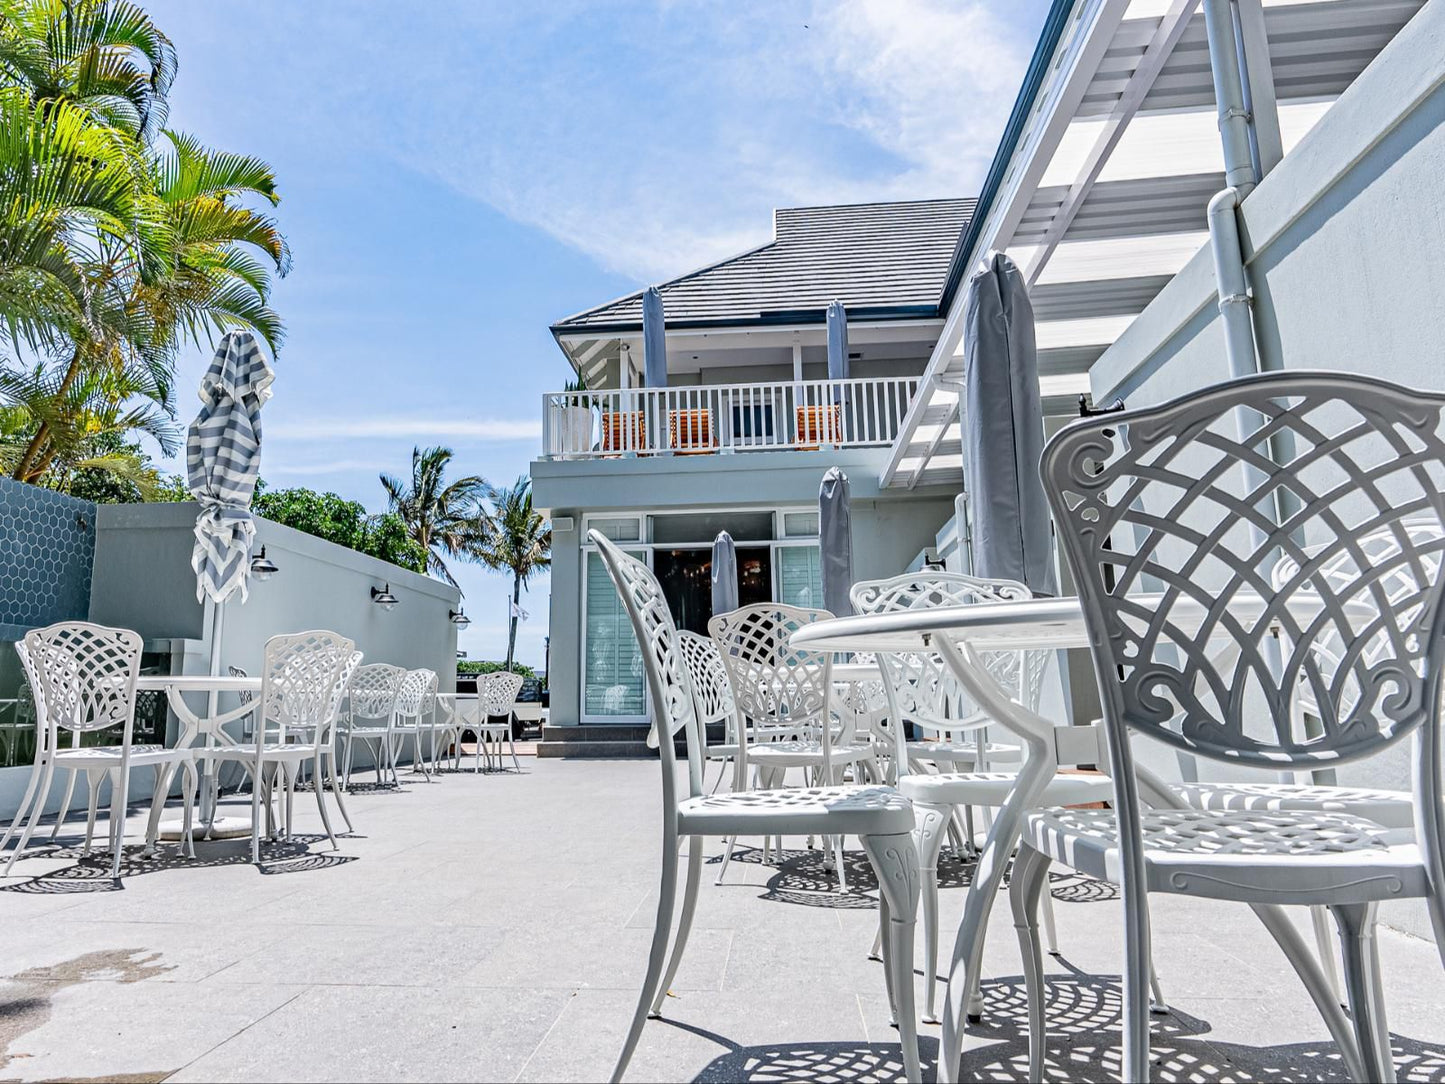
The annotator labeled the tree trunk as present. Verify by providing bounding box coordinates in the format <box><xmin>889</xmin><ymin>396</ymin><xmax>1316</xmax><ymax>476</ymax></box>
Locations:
<box><xmin>13</xmin><ymin>346</ymin><xmax>85</xmax><ymax>482</ymax></box>
<box><xmin>505</xmin><ymin>572</ymin><xmax>521</xmax><ymax>672</ymax></box>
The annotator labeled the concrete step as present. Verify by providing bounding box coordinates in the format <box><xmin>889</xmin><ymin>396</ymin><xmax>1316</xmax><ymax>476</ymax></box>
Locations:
<box><xmin>536</xmin><ymin>739</ymin><xmax>654</xmax><ymax>759</ymax></box>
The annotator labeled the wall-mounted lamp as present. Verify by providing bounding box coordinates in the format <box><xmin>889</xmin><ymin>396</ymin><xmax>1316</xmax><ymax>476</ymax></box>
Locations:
<box><xmin>249</xmin><ymin>546</ymin><xmax>279</xmax><ymax>581</ymax></box>
<box><xmin>370</xmin><ymin>584</ymin><xmax>398</xmax><ymax>611</ymax></box>
<box><xmin>449</xmin><ymin>610</ymin><xmax>471</xmax><ymax>628</ymax></box>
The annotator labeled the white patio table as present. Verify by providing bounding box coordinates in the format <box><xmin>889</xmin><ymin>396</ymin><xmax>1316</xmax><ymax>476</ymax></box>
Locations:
<box><xmin>138</xmin><ymin>673</ymin><xmax>262</xmax><ymax>844</ymax></box>
<box><xmin>791</xmin><ymin>592</ymin><xmax>1366</xmax><ymax>1082</ymax></box>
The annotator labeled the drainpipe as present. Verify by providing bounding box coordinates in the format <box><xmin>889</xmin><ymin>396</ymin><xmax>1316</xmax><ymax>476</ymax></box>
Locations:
<box><xmin>1202</xmin><ymin>0</ymin><xmax>1261</xmax><ymax>378</ymax></box>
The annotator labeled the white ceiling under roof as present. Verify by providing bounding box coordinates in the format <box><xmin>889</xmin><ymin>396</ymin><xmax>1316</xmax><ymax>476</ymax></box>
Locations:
<box><xmin>882</xmin><ymin>0</ymin><xmax>1425</xmax><ymax>490</ymax></box>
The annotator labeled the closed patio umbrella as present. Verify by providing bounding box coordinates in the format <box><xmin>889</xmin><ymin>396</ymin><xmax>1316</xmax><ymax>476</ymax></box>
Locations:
<box><xmin>642</xmin><ymin>286</ymin><xmax>668</xmax><ymax>388</ymax></box>
<box><xmin>962</xmin><ymin>251</ymin><xmax>1056</xmax><ymax>595</ymax></box>
<box><xmin>711</xmin><ymin>531</ymin><xmax>739</xmax><ymax>616</ymax></box>
<box><xmin>186</xmin><ymin>329</ymin><xmax>273</xmax><ymax>835</ymax></box>
<box><xmin>826</xmin><ymin>299</ymin><xmax>849</xmax><ymax>382</ymax></box>
<box><xmin>819</xmin><ymin>467</ymin><xmax>853</xmax><ymax>616</ymax></box>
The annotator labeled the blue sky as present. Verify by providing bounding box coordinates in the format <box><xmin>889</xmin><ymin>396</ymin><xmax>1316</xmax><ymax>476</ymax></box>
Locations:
<box><xmin>143</xmin><ymin>0</ymin><xmax>1053</xmax><ymax>667</ymax></box>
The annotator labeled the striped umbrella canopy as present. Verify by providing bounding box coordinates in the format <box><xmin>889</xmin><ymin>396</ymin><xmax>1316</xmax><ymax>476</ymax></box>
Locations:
<box><xmin>819</xmin><ymin>466</ymin><xmax>853</xmax><ymax>616</ymax></box>
<box><xmin>711</xmin><ymin>531</ymin><xmax>739</xmax><ymax>615</ymax></box>
<box><xmin>826</xmin><ymin>299</ymin><xmax>849</xmax><ymax>381</ymax></box>
<box><xmin>187</xmin><ymin>330</ymin><xmax>274</xmax><ymax>604</ymax></box>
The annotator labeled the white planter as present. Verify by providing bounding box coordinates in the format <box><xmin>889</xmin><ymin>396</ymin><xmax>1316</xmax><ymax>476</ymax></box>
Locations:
<box><xmin>558</xmin><ymin>406</ymin><xmax>594</xmax><ymax>455</ymax></box>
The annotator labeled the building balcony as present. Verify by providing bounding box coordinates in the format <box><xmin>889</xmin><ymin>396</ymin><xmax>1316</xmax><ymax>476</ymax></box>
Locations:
<box><xmin>539</xmin><ymin>376</ymin><xmax>919</xmax><ymax>461</ymax></box>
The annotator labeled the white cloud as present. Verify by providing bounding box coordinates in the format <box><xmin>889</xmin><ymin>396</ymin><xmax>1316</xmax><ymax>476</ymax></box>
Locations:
<box><xmin>198</xmin><ymin>0</ymin><xmax>1037</xmax><ymax>284</ymax></box>
<box><xmin>269</xmin><ymin>418</ymin><xmax>542</xmax><ymax>441</ymax></box>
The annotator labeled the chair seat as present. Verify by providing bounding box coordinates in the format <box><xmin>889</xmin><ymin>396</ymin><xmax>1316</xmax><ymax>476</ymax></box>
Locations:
<box><xmin>54</xmin><ymin>744</ymin><xmax>181</xmax><ymax>769</ymax></box>
<box><xmin>206</xmin><ymin>743</ymin><xmax>316</xmax><ymax>764</ymax></box>
<box><xmin>748</xmin><ymin>741</ymin><xmax>875</xmax><ymax>767</ymax></box>
<box><xmin>907</xmin><ymin>740</ymin><xmax>1022</xmax><ymax>764</ymax></box>
<box><xmin>678</xmin><ymin>784</ymin><xmax>914</xmax><ymax>836</ymax></box>
<box><xmin>1025</xmin><ymin>807</ymin><xmax>1428</xmax><ymax>905</ymax></box>
<box><xmin>901</xmin><ymin>770</ymin><xmax>1112</xmax><ymax>808</ymax></box>
<box><xmin>344</xmin><ymin>724</ymin><xmax>391</xmax><ymax>737</ymax></box>
<box><xmin>1174</xmin><ymin>781</ymin><xmax>1414</xmax><ymax>830</ymax></box>
<box><xmin>705</xmin><ymin>743</ymin><xmax>739</xmax><ymax>761</ymax></box>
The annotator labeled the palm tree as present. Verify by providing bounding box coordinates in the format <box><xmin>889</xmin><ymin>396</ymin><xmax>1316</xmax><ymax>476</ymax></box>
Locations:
<box><xmin>478</xmin><ymin>476</ymin><xmax>551</xmax><ymax>672</ymax></box>
<box><xmin>380</xmin><ymin>446</ymin><xmax>488</xmax><ymax>587</ymax></box>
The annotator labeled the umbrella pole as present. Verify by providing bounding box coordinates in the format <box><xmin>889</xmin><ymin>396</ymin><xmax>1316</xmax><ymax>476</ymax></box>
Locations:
<box><xmin>201</xmin><ymin>597</ymin><xmax>225</xmax><ymax>830</ymax></box>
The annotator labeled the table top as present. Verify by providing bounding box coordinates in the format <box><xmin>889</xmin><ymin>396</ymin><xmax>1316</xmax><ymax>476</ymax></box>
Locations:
<box><xmin>791</xmin><ymin>591</ymin><xmax>1362</xmax><ymax>654</ymax></box>
<box><xmin>136</xmin><ymin>674</ymin><xmax>262</xmax><ymax>692</ymax></box>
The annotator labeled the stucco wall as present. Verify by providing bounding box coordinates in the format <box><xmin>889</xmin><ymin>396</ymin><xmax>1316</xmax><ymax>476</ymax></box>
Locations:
<box><xmin>535</xmin><ymin>447</ymin><xmax>957</xmax><ymax>726</ymax></box>
<box><xmin>1085</xmin><ymin>4</ymin><xmax>1444</xmax><ymax>938</ymax></box>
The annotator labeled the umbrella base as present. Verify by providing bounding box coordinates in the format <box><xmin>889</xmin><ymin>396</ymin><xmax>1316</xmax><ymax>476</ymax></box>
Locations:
<box><xmin>157</xmin><ymin>815</ymin><xmax>252</xmax><ymax>841</ymax></box>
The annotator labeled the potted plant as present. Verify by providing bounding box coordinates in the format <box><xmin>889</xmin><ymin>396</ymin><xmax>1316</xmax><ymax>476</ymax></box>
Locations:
<box><xmin>557</xmin><ymin>375</ymin><xmax>595</xmax><ymax>455</ymax></box>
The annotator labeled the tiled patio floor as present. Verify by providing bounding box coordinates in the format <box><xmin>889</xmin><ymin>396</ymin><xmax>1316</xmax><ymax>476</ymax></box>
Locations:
<box><xmin>0</xmin><ymin>758</ymin><xmax>1441</xmax><ymax>1082</ymax></box>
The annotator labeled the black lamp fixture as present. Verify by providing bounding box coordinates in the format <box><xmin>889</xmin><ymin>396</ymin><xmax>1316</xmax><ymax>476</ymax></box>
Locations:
<box><xmin>249</xmin><ymin>546</ymin><xmax>279</xmax><ymax>581</ymax></box>
<box><xmin>449</xmin><ymin>609</ymin><xmax>471</xmax><ymax>628</ymax></box>
<box><xmin>370</xmin><ymin>584</ymin><xmax>398</xmax><ymax>611</ymax></box>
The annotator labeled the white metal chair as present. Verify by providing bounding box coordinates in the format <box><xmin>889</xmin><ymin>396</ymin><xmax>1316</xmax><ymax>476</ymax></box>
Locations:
<box><xmin>340</xmin><ymin>663</ymin><xmax>406</xmax><ymax>788</ymax></box>
<box><xmin>850</xmin><ymin>571</ymin><xmax>1104</xmax><ymax>1024</ymax></box>
<box><xmin>675</xmin><ymin>630</ymin><xmax>740</xmax><ymax>795</ymax></box>
<box><xmin>590</xmin><ymin>530</ymin><xmax>922</xmax><ymax>1084</ymax></box>
<box><xmin>1021</xmin><ymin>370</ymin><xmax>1445</xmax><ymax>1083</ymax></box>
<box><xmin>206</xmin><ymin>633</ymin><xmax>359</xmax><ymax>863</ymax></box>
<box><xmin>390</xmin><ymin>669</ymin><xmax>439</xmax><ymax>780</ymax></box>
<box><xmin>708</xmin><ymin>603</ymin><xmax>879</xmax><ymax>889</ymax></box>
<box><xmin>472</xmin><ymin>671</ymin><xmax>524</xmax><ymax>772</ymax></box>
<box><xmin>7</xmin><ymin>622</ymin><xmax>193</xmax><ymax>878</ymax></box>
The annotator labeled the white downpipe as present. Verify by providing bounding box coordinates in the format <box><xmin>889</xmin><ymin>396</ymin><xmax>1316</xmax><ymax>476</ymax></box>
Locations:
<box><xmin>1206</xmin><ymin>187</ymin><xmax>1258</xmax><ymax>379</ymax></box>
<box><xmin>1202</xmin><ymin>0</ymin><xmax>1258</xmax><ymax>197</ymax></box>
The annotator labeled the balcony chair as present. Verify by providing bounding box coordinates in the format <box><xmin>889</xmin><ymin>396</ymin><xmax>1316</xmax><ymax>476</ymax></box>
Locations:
<box><xmin>589</xmin><ymin>530</ymin><xmax>922</xmax><ymax>1083</ymax></box>
<box><xmin>1012</xmin><ymin>371</ymin><xmax>1445</xmax><ymax>1084</ymax></box>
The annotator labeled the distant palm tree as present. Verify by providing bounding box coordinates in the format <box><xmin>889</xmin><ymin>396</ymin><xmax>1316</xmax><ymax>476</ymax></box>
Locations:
<box><xmin>478</xmin><ymin>476</ymin><xmax>551</xmax><ymax>672</ymax></box>
<box><xmin>380</xmin><ymin>446</ymin><xmax>487</xmax><ymax>586</ymax></box>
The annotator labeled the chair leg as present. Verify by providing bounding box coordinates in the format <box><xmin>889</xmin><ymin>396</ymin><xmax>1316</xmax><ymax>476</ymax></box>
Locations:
<box><xmin>49</xmin><ymin>767</ymin><xmax>80</xmax><ymax>842</ymax></box>
<box><xmin>84</xmin><ymin>772</ymin><xmax>101</xmax><ymax>855</ymax></box>
<box><xmin>6</xmin><ymin>759</ymin><xmax>56</xmax><ymax>874</ymax></box>
<box><xmin>611</xmin><ymin>826</ymin><xmax>681</xmax><ymax>1083</ymax></box>
<box><xmin>1118</xmin><ymin>860</ymin><xmax>1154</xmax><ymax>1084</ymax></box>
<box><xmin>251</xmin><ymin>765</ymin><xmax>264</xmax><ymax>864</ymax></box>
<box><xmin>180</xmin><ymin>759</ymin><xmax>198</xmax><ymax>859</ymax></box>
<box><xmin>1311</xmin><ymin>903</ymin><xmax>1344</xmax><ymax>1003</ymax></box>
<box><xmin>1009</xmin><ymin>843</ymin><xmax>1052</xmax><ymax>1083</ymax></box>
<box><xmin>861</xmin><ymin>832</ymin><xmax>921</xmax><ymax>1084</ymax></box>
<box><xmin>508</xmin><ymin>729</ymin><xmax>521</xmax><ymax>772</ymax></box>
<box><xmin>915</xmin><ymin>802</ymin><xmax>950</xmax><ymax>1024</ymax></box>
<box><xmin>715</xmin><ymin>836</ymin><xmax>737</xmax><ymax>886</ymax></box>
<box><xmin>649</xmin><ymin>835</ymin><xmax>703</xmax><ymax>1017</ymax></box>
<box><xmin>108</xmin><ymin>766</ymin><xmax>131</xmax><ymax>880</ymax></box>
<box><xmin>1039</xmin><ymin>873</ymin><xmax>1060</xmax><ymax>955</ymax></box>
<box><xmin>327</xmin><ymin>754</ymin><xmax>355</xmax><ymax>832</ymax></box>
<box><xmin>0</xmin><ymin>749</ymin><xmax>45</xmax><ymax>852</ymax></box>
<box><xmin>1332</xmin><ymin>902</ymin><xmax>1395</xmax><ymax>1083</ymax></box>
<box><xmin>312</xmin><ymin>756</ymin><xmax>338</xmax><ymax>850</ymax></box>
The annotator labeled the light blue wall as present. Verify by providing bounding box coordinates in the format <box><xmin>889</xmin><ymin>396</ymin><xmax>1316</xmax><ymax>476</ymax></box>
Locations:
<box><xmin>534</xmin><ymin>446</ymin><xmax>958</xmax><ymax>725</ymax></box>
<box><xmin>1085</xmin><ymin>4</ymin><xmax>1443</xmax><ymax>938</ymax></box>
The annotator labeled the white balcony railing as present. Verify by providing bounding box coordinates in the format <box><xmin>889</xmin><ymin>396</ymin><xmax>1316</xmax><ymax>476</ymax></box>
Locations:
<box><xmin>541</xmin><ymin>376</ymin><xmax>920</xmax><ymax>460</ymax></box>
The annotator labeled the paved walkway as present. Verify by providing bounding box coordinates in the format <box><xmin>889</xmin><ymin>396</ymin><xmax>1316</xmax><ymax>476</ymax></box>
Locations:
<box><xmin>0</xmin><ymin>759</ymin><xmax>1441</xmax><ymax>1082</ymax></box>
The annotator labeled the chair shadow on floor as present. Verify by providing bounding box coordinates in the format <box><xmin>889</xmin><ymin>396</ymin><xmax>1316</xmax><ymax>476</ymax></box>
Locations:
<box><xmin>957</xmin><ymin>973</ymin><xmax>1445</xmax><ymax>1083</ymax></box>
<box><xmin>0</xmin><ymin>832</ymin><xmax>355</xmax><ymax>892</ymax></box>
<box><xmin>661</xmin><ymin>1015</ymin><xmax>941</xmax><ymax>1083</ymax></box>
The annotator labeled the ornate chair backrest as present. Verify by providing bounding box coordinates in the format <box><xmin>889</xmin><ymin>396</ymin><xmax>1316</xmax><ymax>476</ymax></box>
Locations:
<box><xmin>1271</xmin><ymin>517</ymin><xmax>1445</xmax><ymax>723</ymax></box>
<box><xmin>676</xmin><ymin>630</ymin><xmax>737</xmax><ymax>746</ymax></box>
<box><xmin>349</xmin><ymin>663</ymin><xmax>407</xmax><ymax>725</ymax></box>
<box><xmin>12</xmin><ymin>640</ymin><xmax>44</xmax><ymax>748</ymax></box>
<box><xmin>589</xmin><ymin>531</ymin><xmax>704</xmax><ymax>806</ymax></box>
<box><xmin>1042</xmin><ymin>371</ymin><xmax>1445</xmax><ymax>945</ymax></box>
<box><xmin>395</xmin><ymin>669</ymin><xmax>439</xmax><ymax>721</ymax></box>
<box><xmin>707</xmin><ymin>604</ymin><xmax>834</xmax><ymax>752</ymax></box>
<box><xmin>850</xmin><ymin>573</ymin><xmax>1049</xmax><ymax>769</ymax></box>
<box><xmin>23</xmin><ymin>622</ymin><xmax>142</xmax><ymax>744</ymax></box>
<box><xmin>259</xmin><ymin>631</ymin><xmax>356</xmax><ymax>748</ymax></box>
<box><xmin>478</xmin><ymin>671</ymin><xmax>525</xmax><ymax>718</ymax></box>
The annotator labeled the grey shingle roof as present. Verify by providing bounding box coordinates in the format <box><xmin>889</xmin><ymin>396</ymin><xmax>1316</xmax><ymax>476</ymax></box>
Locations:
<box><xmin>553</xmin><ymin>198</ymin><xmax>975</xmax><ymax>333</ymax></box>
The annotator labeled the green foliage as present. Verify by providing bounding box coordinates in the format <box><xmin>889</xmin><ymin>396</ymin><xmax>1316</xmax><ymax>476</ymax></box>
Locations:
<box><xmin>254</xmin><ymin>485</ymin><xmax>427</xmax><ymax>574</ymax></box>
<box><xmin>562</xmin><ymin>373</ymin><xmax>587</xmax><ymax>393</ymax></box>
<box><xmin>53</xmin><ymin>430</ymin><xmax>183</xmax><ymax>502</ymax></box>
<box><xmin>380</xmin><ymin>445</ymin><xmax>487</xmax><ymax>587</ymax></box>
<box><xmin>456</xmin><ymin>660</ymin><xmax>537</xmax><ymax>679</ymax></box>
<box><xmin>0</xmin><ymin>0</ymin><xmax>289</xmax><ymax>495</ymax></box>
<box><xmin>476</xmin><ymin>476</ymin><xmax>551</xmax><ymax>671</ymax></box>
